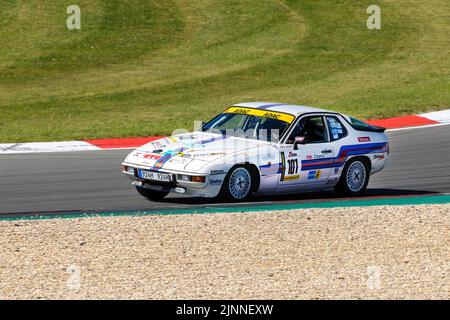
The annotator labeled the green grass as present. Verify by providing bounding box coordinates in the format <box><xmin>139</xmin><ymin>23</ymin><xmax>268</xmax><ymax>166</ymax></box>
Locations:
<box><xmin>0</xmin><ymin>0</ymin><xmax>449</xmax><ymax>142</ymax></box>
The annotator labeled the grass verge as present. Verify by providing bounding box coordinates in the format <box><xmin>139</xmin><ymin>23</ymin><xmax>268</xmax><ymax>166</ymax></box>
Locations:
<box><xmin>0</xmin><ymin>0</ymin><xmax>449</xmax><ymax>142</ymax></box>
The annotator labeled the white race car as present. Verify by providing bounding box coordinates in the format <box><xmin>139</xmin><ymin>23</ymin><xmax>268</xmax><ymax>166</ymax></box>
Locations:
<box><xmin>122</xmin><ymin>102</ymin><xmax>389</xmax><ymax>201</ymax></box>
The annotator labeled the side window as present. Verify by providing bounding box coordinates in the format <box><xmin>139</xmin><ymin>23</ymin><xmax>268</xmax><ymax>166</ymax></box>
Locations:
<box><xmin>326</xmin><ymin>116</ymin><xmax>347</xmax><ymax>141</ymax></box>
<box><xmin>286</xmin><ymin>116</ymin><xmax>327</xmax><ymax>144</ymax></box>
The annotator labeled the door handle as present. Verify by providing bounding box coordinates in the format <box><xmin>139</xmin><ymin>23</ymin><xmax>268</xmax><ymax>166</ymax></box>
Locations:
<box><xmin>321</xmin><ymin>149</ymin><xmax>332</xmax><ymax>154</ymax></box>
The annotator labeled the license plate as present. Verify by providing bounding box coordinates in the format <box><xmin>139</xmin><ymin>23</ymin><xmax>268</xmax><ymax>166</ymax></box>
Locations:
<box><xmin>138</xmin><ymin>169</ymin><xmax>171</xmax><ymax>182</ymax></box>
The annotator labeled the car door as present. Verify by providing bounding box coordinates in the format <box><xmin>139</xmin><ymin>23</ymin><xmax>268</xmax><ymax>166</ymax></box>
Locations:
<box><xmin>277</xmin><ymin>115</ymin><xmax>334</xmax><ymax>191</ymax></box>
<box><xmin>324</xmin><ymin>115</ymin><xmax>350</xmax><ymax>184</ymax></box>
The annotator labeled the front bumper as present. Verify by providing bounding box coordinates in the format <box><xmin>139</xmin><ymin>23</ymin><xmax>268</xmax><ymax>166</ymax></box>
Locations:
<box><xmin>122</xmin><ymin>164</ymin><xmax>223</xmax><ymax>198</ymax></box>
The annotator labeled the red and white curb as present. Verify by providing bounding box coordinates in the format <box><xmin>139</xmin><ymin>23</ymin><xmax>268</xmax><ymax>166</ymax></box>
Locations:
<box><xmin>0</xmin><ymin>137</ymin><xmax>162</xmax><ymax>154</ymax></box>
<box><xmin>366</xmin><ymin>109</ymin><xmax>450</xmax><ymax>129</ymax></box>
<box><xmin>1</xmin><ymin>110</ymin><xmax>449</xmax><ymax>154</ymax></box>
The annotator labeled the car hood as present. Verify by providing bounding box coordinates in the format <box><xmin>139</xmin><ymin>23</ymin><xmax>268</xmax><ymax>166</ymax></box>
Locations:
<box><xmin>124</xmin><ymin>131</ymin><xmax>271</xmax><ymax>172</ymax></box>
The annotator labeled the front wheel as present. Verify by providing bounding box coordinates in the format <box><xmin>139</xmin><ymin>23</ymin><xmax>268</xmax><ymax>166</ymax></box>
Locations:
<box><xmin>335</xmin><ymin>158</ymin><xmax>370</xmax><ymax>195</ymax></box>
<box><xmin>135</xmin><ymin>186</ymin><xmax>169</xmax><ymax>201</ymax></box>
<box><xmin>220</xmin><ymin>165</ymin><xmax>255</xmax><ymax>201</ymax></box>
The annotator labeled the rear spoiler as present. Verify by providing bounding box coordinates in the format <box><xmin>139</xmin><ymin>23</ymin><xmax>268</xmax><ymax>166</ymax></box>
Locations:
<box><xmin>342</xmin><ymin>116</ymin><xmax>387</xmax><ymax>133</ymax></box>
<box><xmin>360</xmin><ymin>125</ymin><xmax>386</xmax><ymax>133</ymax></box>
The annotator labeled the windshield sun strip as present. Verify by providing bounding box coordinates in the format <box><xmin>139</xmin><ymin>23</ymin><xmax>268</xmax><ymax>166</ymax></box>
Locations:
<box><xmin>223</xmin><ymin>107</ymin><xmax>295</xmax><ymax>124</ymax></box>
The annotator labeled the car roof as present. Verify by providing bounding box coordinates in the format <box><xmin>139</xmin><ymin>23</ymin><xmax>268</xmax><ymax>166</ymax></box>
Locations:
<box><xmin>232</xmin><ymin>102</ymin><xmax>335</xmax><ymax>116</ymax></box>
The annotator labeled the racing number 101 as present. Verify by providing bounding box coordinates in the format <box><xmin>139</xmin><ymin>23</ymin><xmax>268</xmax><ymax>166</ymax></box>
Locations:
<box><xmin>287</xmin><ymin>159</ymin><xmax>298</xmax><ymax>175</ymax></box>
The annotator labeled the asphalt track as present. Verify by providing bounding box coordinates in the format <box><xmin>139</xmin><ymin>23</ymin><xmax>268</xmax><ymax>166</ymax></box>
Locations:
<box><xmin>0</xmin><ymin>125</ymin><xmax>449</xmax><ymax>216</ymax></box>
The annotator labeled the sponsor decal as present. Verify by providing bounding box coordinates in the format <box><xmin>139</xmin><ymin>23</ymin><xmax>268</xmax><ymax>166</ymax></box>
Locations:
<box><xmin>178</xmin><ymin>150</ymin><xmax>194</xmax><ymax>158</ymax></box>
<box><xmin>328</xmin><ymin>117</ymin><xmax>346</xmax><ymax>140</ymax></box>
<box><xmin>230</xmin><ymin>107</ymin><xmax>251</xmax><ymax>115</ymax></box>
<box><xmin>262</xmin><ymin>112</ymin><xmax>281</xmax><ymax>121</ymax></box>
<box><xmin>308</xmin><ymin>170</ymin><xmax>321</xmax><ymax>180</ymax></box>
<box><xmin>209</xmin><ymin>179</ymin><xmax>223</xmax><ymax>185</ymax></box>
<box><xmin>224</xmin><ymin>107</ymin><xmax>295</xmax><ymax>124</ymax></box>
<box><xmin>210</xmin><ymin>169</ymin><xmax>225</xmax><ymax>175</ymax></box>
<box><xmin>283</xmin><ymin>174</ymin><xmax>300</xmax><ymax>181</ymax></box>
<box><xmin>316</xmin><ymin>170</ymin><xmax>321</xmax><ymax>179</ymax></box>
<box><xmin>358</xmin><ymin>137</ymin><xmax>371</xmax><ymax>142</ymax></box>
<box><xmin>305</xmin><ymin>154</ymin><xmax>327</xmax><ymax>160</ymax></box>
<box><xmin>152</xmin><ymin>141</ymin><xmax>166</xmax><ymax>149</ymax></box>
<box><xmin>143</xmin><ymin>153</ymin><xmax>162</xmax><ymax>160</ymax></box>
<box><xmin>191</xmin><ymin>152</ymin><xmax>227</xmax><ymax>158</ymax></box>
<box><xmin>288</xmin><ymin>151</ymin><xmax>298</xmax><ymax>158</ymax></box>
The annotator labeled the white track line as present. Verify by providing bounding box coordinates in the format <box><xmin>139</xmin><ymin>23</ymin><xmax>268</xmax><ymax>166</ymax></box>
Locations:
<box><xmin>386</xmin><ymin>122</ymin><xmax>450</xmax><ymax>132</ymax></box>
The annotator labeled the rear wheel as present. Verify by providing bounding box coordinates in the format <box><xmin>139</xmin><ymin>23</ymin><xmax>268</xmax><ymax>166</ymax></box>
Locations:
<box><xmin>335</xmin><ymin>158</ymin><xmax>370</xmax><ymax>195</ymax></box>
<box><xmin>135</xmin><ymin>186</ymin><xmax>169</xmax><ymax>200</ymax></box>
<box><xmin>220</xmin><ymin>165</ymin><xmax>255</xmax><ymax>201</ymax></box>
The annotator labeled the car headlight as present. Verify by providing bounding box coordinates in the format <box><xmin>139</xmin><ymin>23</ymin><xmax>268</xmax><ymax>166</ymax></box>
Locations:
<box><xmin>122</xmin><ymin>165</ymin><xmax>135</xmax><ymax>174</ymax></box>
<box><xmin>178</xmin><ymin>174</ymin><xmax>191</xmax><ymax>182</ymax></box>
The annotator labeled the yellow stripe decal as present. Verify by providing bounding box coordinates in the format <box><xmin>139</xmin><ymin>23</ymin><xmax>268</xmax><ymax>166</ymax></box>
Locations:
<box><xmin>224</xmin><ymin>107</ymin><xmax>295</xmax><ymax>124</ymax></box>
<box><xmin>283</xmin><ymin>174</ymin><xmax>300</xmax><ymax>181</ymax></box>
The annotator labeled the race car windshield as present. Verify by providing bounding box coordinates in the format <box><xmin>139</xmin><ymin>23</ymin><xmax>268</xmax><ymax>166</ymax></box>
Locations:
<box><xmin>202</xmin><ymin>112</ymin><xmax>291</xmax><ymax>143</ymax></box>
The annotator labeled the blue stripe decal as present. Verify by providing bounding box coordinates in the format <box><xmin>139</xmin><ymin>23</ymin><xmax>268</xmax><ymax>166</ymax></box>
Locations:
<box><xmin>259</xmin><ymin>162</ymin><xmax>283</xmax><ymax>175</ymax></box>
<box><xmin>152</xmin><ymin>147</ymin><xmax>185</xmax><ymax>171</ymax></box>
<box><xmin>196</xmin><ymin>135</ymin><xmax>228</xmax><ymax>145</ymax></box>
<box><xmin>301</xmin><ymin>142</ymin><xmax>388</xmax><ymax>171</ymax></box>
<box><xmin>152</xmin><ymin>135</ymin><xmax>229</xmax><ymax>171</ymax></box>
<box><xmin>258</xmin><ymin>103</ymin><xmax>286</xmax><ymax>110</ymax></box>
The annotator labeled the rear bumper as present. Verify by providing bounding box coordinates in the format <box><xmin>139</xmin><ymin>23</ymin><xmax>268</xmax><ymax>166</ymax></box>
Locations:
<box><xmin>371</xmin><ymin>154</ymin><xmax>388</xmax><ymax>174</ymax></box>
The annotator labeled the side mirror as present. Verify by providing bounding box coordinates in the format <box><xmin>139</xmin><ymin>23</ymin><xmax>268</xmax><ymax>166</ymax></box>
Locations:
<box><xmin>294</xmin><ymin>136</ymin><xmax>306</xmax><ymax>150</ymax></box>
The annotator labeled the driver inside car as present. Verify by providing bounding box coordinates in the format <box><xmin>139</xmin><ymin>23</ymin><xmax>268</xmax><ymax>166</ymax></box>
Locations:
<box><xmin>286</xmin><ymin>117</ymin><xmax>325</xmax><ymax>144</ymax></box>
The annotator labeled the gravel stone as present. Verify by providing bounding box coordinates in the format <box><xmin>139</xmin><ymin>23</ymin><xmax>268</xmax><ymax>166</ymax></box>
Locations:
<box><xmin>0</xmin><ymin>204</ymin><xmax>448</xmax><ymax>299</ymax></box>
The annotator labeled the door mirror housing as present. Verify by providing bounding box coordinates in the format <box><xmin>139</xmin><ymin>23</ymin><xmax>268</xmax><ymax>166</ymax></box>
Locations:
<box><xmin>294</xmin><ymin>136</ymin><xmax>306</xmax><ymax>150</ymax></box>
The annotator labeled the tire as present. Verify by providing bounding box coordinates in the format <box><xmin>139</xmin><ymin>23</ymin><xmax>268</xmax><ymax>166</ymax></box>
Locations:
<box><xmin>220</xmin><ymin>165</ymin><xmax>255</xmax><ymax>201</ymax></box>
<box><xmin>334</xmin><ymin>158</ymin><xmax>370</xmax><ymax>195</ymax></box>
<box><xmin>135</xmin><ymin>186</ymin><xmax>169</xmax><ymax>201</ymax></box>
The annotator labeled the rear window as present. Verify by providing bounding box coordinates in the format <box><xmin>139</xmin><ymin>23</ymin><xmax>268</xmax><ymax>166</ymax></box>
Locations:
<box><xmin>349</xmin><ymin>117</ymin><xmax>372</xmax><ymax>129</ymax></box>
<box><xmin>348</xmin><ymin>117</ymin><xmax>385</xmax><ymax>132</ymax></box>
